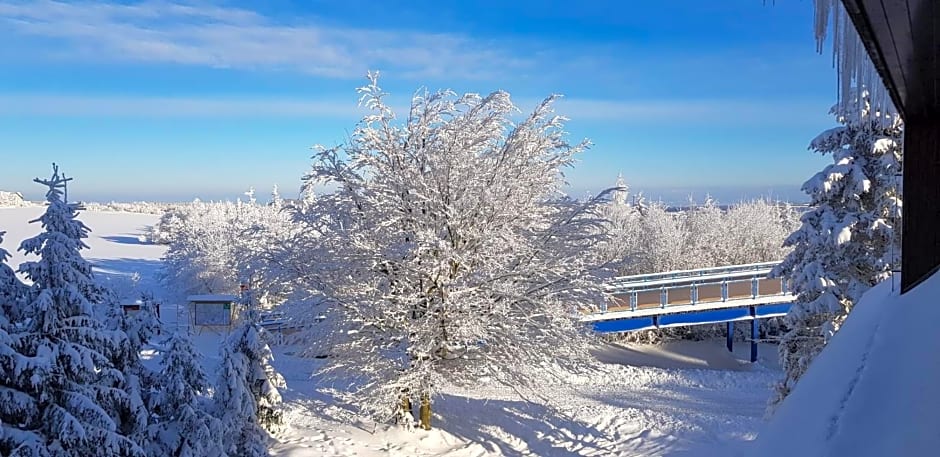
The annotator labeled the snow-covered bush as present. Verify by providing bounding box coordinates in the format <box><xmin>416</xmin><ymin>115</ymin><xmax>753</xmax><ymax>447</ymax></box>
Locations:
<box><xmin>1</xmin><ymin>165</ymin><xmax>146</xmax><ymax>456</ymax></box>
<box><xmin>293</xmin><ymin>74</ymin><xmax>608</xmax><ymax>427</ymax></box>
<box><xmin>770</xmin><ymin>93</ymin><xmax>902</xmax><ymax>406</ymax></box>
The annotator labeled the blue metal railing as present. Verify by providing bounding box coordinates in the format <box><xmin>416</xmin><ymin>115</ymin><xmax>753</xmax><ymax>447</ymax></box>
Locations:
<box><xmin>600</xmin><ymin>261</ymin><xmax>789</xmax><ymax>313</ymax></box>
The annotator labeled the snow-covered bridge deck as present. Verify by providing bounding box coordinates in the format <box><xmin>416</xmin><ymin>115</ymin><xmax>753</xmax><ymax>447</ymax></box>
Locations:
<box><xmin>584</xmin><ymin>262</ymin><xmax>795</xmax><ymax>361</ymax></box>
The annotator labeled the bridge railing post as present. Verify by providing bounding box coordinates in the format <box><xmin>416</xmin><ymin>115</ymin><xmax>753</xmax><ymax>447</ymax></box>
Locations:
<box><xmin>691</xmin><ymin>283</ymin><xmax>698</xmax><ymax>304</ymax></box>
<box><xmin>660</xmin><ymin>286</ymin><xmax>667</xmax><ymax>309</ymax></box>
<box><xmin>750</xmin><ymin>306</ymin><xmax>759</xmax><ymax>363</ymax></box>
<box><xmin>751</xmin><ymin>275</ymin><xmax>759</xmax><ymax>298</ymax></box>
<box><xmin>630</xmin><ymin>290</ymin><xmax>638</xmax><ymax>311</ymax></box>
<box><xmin>721</xmin><ymin>280</ymin><xmax>728</xmax><ymax>302</ymax></box>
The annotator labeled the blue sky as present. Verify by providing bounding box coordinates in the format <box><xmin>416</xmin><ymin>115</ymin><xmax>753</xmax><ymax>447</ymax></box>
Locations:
<box><xmin>0</xmin><ymin>0</ymin><xmax>839</xmax><ymax>204</ymax></box>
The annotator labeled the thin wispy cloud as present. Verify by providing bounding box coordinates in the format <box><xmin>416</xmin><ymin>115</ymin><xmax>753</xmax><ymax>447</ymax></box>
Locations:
<box><xmin>0</xmin><ymin>92</ymin><xmax>828</xmax><ymax>126</ymax></box>
<box><xmin>0</xmin><ymin>0</ymin><xmax>528</xmax><ymax>79</ymax></box>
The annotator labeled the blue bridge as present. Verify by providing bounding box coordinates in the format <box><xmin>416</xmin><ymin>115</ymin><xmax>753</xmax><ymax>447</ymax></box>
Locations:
<box><xmin>584</xmin><ymin>261</ymin><xmax>794</xmax><ymax>362</ymax></box>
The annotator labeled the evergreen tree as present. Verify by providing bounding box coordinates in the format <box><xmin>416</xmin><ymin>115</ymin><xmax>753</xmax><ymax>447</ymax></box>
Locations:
<box><xmin>147</xmin><ymin>332</ymin><xmax>225</xmax><ymax>457</ymax></box>
<box><xmin>107</xmin><ymin>291</ymin><xmax>166</xmax><ymax>452</ymax></box>
<box><xmin>0</xmin><ymin>229</ymin><xmax>49</xmax><ymax>456</ymax></box>
<box><xmin>5</xmin><ymin>164</ymin><xmax>145</xmax><ymax>456</ymax></box>
<box><xmin>771</xmin><ymin>94</ymin><xmax>902</xmax><ymax>406</ymax></box>
<box><xmin>215</xmin><ymin>312</ymin><xmax>284</xmax><ymax>456</ymax></box>
<box><xmin>0</xmin><ymin>231</ymin><xmax>25</xmax><ymax>319</ymax></box>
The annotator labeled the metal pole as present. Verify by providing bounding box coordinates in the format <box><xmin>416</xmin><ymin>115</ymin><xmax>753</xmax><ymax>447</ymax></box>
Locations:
<box><xmin>726</xmin><ymin>321</ymin><xmax>734</xmax><ymax>352</ymax></box>
<box><xmin>750</xmin><ymin>306</ymin><xmax>759</xmax><ymax>363</ymax></box>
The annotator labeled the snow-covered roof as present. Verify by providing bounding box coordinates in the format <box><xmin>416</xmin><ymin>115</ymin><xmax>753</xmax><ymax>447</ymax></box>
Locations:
<box><xmin>187</xmin><ymin>294</ymin><xmax>238</xmax><ymax>303</ymax></box>
<box><xmin>750</xmin><ymin>272</ymin><xmax>939</xmax><ymax>456</ymax></box>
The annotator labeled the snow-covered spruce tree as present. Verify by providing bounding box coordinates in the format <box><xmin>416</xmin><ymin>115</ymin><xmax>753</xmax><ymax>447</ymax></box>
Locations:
<box><xmin>0</xmin><ymin>230</ymin><xmax>26</xmax><ymax>319</ymax></box>
<box><xmin>296</xmin><ymin>74</ymin><xmax>608</xmax><ymax>428</ymax></box>
<box><xmin>147</xmin><ymin>332</ymin><xmax>225</xmax><ymax>457</ymax></box>
<box><xmin>120</xmin><ymin>292</ymin><xmax>162</xmax><ymax>353</ymax></box>
<box><xmin>215</xmin><ymin>311</ymin><xmax>284</xmax><ymax>456</ymax></box>
<box><xmin>770</xmin><ymin>94</ymin><xmax>902</xmax><ymax>406</ymax></box>
<box><xmin>105</xmin><ymin>290</ymin><xmax>166</xmax><ymax>451</ymax></box>
<box><xmin>5</xmin><ymin>165</ymin><xmax>146</xmax><ymax>456</ymax></box>
<box><xmin>0</xmin><ymin>230</ymin><xmax>44</xmax><ymax>456</ymax></box>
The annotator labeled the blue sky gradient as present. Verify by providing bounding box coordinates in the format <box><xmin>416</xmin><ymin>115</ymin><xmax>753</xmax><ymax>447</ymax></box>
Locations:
<box><xmin>0</xmin><ymin>0</ymin><xmax>839</xmax><ymax>204</ymax></box>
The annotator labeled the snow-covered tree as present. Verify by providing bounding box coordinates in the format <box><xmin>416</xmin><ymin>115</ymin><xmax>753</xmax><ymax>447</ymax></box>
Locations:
<box><xmin>295</xmin><ymin>73</ymin><xmax>608</xmax><ymax>427</ymax></box>
<box><xmin>121</xmin><ymin>292</ymin><xmax>162</xmax><ymax>354</ymax></box>
<box><xmin>597</xmin><ymin>182</ymin><xmax>799</xmax><ymax>277</ymax></box>
<box><xmin>770</xmin><ymin>93</ymin><xmax>902</xmax><ymax>406</ymax></box>
<box><xmin>158</xmin><ymin>199</ymin><xmax>297</xmax><ymax>304</ymax></box>
<box><xmin>147</xmin><ymin>332</ymin><xmax>224</xmax><ymax>457</ymax></box>
<box><xmin>0</xmin><ymin>230</ymin><xmax>25</xmax><ymax>320</ymax></box>
<box><xmin>4</xmin><ymin>165</ymin><xmax>145</xmax><ymax>456</ymax></box>
<box><xmin>215</xmin><ymin>313</ymin><xmax>284</xmax><ymax>456</ymax></box>
<box><xmin>0</xmin><ymin>230</ymin><xmax>43</xmax><ymax>456</ymax></box>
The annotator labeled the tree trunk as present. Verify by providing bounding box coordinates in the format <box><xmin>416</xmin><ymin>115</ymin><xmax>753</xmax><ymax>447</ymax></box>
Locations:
<box><xmin>400</xmin><ymin>394</ymin><xmax>413</xmax><ymax>425</ymax></box>
<box><xmin>419</xmin><ymin>393</ymin><xmax>431</xmax><ymax>430</ymax></box>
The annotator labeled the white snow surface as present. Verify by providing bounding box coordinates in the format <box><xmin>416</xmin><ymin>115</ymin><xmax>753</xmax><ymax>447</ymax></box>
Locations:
<box><xmin>1</xmin><ymin>207</ymin><xmax>786</xmax><ymax>456</ymax></box>
<box><xmin>749</xmin><ymin>273</ymin><xmax>939</xmax><ymax>457</ymax></box>
<box><xmin>0</xmin><ymin>207</ymin><xmax>166</xmax><ymax>292</ymax></box>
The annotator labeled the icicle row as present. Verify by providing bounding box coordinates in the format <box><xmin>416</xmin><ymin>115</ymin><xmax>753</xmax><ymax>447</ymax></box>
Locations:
<box><xmin>814</xmin><ymin>0</ymin><xmax>899</xmax><ymax>126</ymax></box>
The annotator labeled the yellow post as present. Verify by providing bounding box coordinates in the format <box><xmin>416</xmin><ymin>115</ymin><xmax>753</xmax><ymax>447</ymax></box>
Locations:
<box><xmin>419</xmin><ymin>393</ymin><xmax>431</xmax><ymax>430</ymax></box>
<box><xmin>400</xmin><ymin>394</ymin><xmax>412</xmax><ymax>424</ymax></box>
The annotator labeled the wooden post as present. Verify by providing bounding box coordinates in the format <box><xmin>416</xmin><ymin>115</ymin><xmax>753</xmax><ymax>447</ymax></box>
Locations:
<box><xmin>400</xmin><ymin>394</ymin><xmax>413</xmax><ymax>424</ymax></box>
<box><xmin>419</xmin><ymin>394</ymin><xmax>431</xmax><ymax>430</ymax></box>
<box><xmin>902</xmin><ymin>118</ymin><xmax>940</xmax><ymax>292</ymax></box>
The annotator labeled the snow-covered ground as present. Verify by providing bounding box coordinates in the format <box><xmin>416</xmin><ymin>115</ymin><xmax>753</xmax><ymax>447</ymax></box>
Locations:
<box><xmin>0</xmin><ymin>207</ymin><xmax>784</xmax><ymax>456</ymax></box>
<box><xmin>750</xmin><ymin>272</ymin><xmax>936</xmax><ymax>457</ymax></box>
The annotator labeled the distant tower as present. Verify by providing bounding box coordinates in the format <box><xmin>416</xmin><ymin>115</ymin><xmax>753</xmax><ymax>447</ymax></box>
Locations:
<box><xmin>613</xmin><ymin>173</ymin><xmax>629</xmax><ymax>206</ymax></box>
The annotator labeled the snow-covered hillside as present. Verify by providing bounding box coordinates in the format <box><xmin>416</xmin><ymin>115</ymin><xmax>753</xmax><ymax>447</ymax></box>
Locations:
<box><xmin>0</xmin><ymin>207</ymin><xmax>786</xmax><ymax>456</ymax></box>
<box><xmin>749</xmin><ymin>272</ymin><xmax>938</xmax><ymax>457</ymax></box>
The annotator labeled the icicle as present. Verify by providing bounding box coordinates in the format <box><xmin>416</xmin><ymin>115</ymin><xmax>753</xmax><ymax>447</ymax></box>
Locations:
<box><xmin>813</xmin><ymin>0</ymin><xmax>899</xmax><ymax>126</ymax></box>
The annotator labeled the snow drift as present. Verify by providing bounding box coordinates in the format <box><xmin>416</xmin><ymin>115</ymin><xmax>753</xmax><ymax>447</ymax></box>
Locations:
<box><xmin>750</xmin><ymin>272</ymin><xmax>940</xmax><ymax>456</ymax></box>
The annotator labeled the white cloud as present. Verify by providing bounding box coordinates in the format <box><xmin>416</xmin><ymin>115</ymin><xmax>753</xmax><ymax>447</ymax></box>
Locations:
<box><xmin>0</xmin><ymin>0</ymin><xmax>529</xmax><ymax>79</ymax></box>
<box><xmin>522</xmin><ymin>97</ymin><xmax>829</xmax><ymax>125</ymax></box>
<box><xmin>0</xmin><ymin>94</ymin><xmax>365</xmax><ymax>117</ymax></box>
<box><xmin>0</xmin><ymin>92</ymin><xmax>829</xmax><ymax>126</ymax></box>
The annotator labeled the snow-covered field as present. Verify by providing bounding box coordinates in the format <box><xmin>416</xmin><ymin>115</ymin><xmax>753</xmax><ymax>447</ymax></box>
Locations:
<box><xmin>0</xmin><ymin>207</ymin><xmax>782</xmax><ymax>456</ymax></box>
